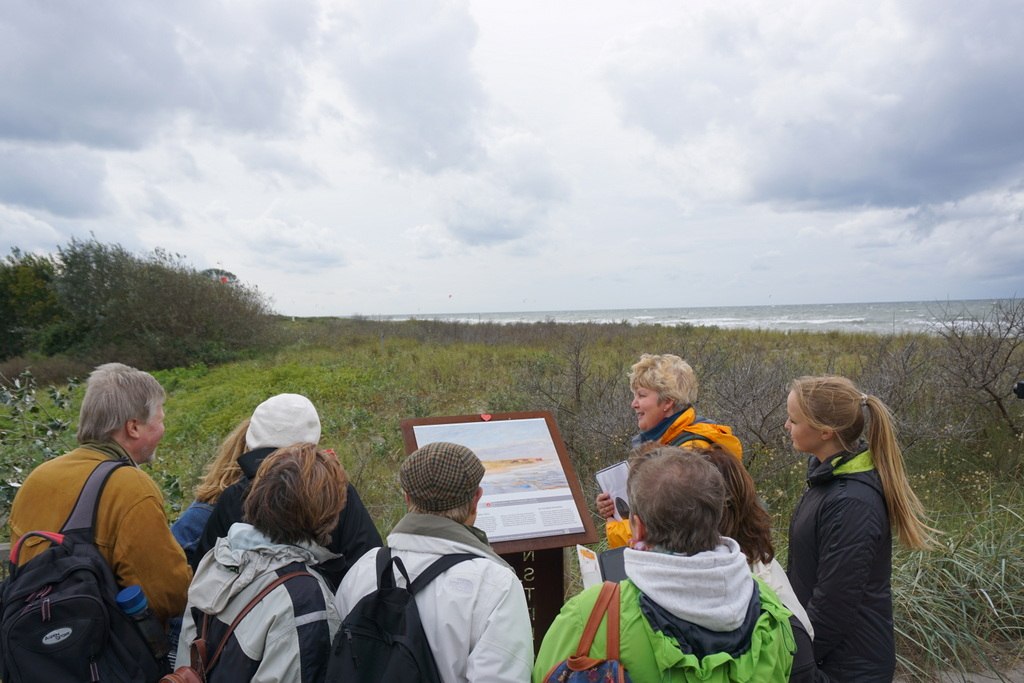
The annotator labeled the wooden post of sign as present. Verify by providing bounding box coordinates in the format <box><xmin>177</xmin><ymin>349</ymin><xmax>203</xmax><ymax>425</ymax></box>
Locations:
<box><xmin>501</xmin><ymin>547</ymin><xmax>564</xmax><ymax>652</ymax></box>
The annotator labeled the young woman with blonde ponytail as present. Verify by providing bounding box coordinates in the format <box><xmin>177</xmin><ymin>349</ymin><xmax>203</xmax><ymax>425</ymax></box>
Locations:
<box><xmin>784</xmin><ymin>375</ymin><xmax>934</xmax><ymax>682</ymax></box>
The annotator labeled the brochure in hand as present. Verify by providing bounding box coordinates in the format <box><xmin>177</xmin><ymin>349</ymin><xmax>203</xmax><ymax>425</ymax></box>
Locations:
<box><xmin>595</xmin><ymin>460</ymin><xmax>630</xmax><ymax>521</ymax></box>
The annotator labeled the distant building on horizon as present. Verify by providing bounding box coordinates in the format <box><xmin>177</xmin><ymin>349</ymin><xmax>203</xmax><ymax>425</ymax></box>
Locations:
<box><xmin>201</xmin><ymin>268</ymin><xmax>238</xmax><ymax>285</ymax></box>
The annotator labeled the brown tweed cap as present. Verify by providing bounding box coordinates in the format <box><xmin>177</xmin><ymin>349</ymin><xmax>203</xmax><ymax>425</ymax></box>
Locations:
<box><xmin>400</xmin><ymin>441</ymin><xmax>485</xmax><ymax>512</ymax></box>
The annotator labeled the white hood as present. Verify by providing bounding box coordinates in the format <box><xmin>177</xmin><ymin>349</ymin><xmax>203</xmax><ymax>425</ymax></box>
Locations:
<box><xmin>624</xmin><ymin>536</ymin><xmax>753</xmax><ymax>632</ymax></box>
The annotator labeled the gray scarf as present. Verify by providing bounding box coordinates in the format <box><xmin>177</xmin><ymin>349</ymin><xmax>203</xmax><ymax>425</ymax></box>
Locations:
<box><xmin>391</xmin><ymin>512</ymin><xmax>511</xmax><ymax>569</ymax></box>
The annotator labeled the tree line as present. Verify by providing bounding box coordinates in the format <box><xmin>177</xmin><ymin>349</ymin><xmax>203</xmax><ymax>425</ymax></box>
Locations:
<box><xmin>0</xmin><ymin>238</ymin><xmax>274</xmax><ymax>371</ymax></box>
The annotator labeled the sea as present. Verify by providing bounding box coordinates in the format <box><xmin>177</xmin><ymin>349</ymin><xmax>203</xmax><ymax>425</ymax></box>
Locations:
<box><xmin>376</xmin><ymin>299</ymin><xmax>1009</xmax><ymax>336</ymax></box>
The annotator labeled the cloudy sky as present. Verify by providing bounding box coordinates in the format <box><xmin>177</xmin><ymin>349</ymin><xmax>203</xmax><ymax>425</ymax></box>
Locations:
<box><xmin>2</xmin><ymin>1</ymin><xmax>1022</xmax><ymax>316</ymax></box>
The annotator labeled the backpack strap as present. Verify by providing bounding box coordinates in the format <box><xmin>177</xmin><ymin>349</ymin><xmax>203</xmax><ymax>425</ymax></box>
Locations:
<box><xmin>61</xmin><ymin>459</ymin><xmax>125</xmax><ymax>535</ymax></box>
<box><xmin>373</xmin><ymin>546</ymin><xmax>478</xmax><ymax>594</ymax></box>
<box><xmin>408</xmin><ymin>553</ymin><xmax>477</xmax><ymax>594</ymax></box>
<box><xmin>375</xmin><ymin>546</ymin><xmax>405</xmax><ymax>589</ymax></box>
<box><xmin>9</xmin><ymin>460</ymin><xmax>125</xmax><ymax>571</ymax></box>
<box><xmin>197</xmin><ymin>570</ymin><xmax>313</xmax><ymax>676</ymax></box>
<box><xmin>605</xmin><ymin>581</ymin><xmax>622</xmax><ymax>661</ymax></box>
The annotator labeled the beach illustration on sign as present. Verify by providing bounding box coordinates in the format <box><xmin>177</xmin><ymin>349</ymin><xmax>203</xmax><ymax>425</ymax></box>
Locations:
<box><xmin>412</xmin><ymin>418</ymin><xmax>571</xmax><ymax>495</ymax></box>
<box><xmin>480</xmin><ymin>455</ymin><xmax>567</xmax><ymax>494</ymax></box>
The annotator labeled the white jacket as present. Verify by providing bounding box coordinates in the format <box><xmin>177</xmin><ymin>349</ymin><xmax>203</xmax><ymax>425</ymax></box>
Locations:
<box><xmin>176</xmin><ymin>523</ymin><xmax>341</xmax><ymax>683</ymax></box>
<box><xmin>752</xmin><ymin>557</ymin><xmax>815</xmax><ymax>638</ymax></box>
<box><xmin>335</xmin><ymin>517</ymin><xmax>533</xmax><ymax>683</ymax></box>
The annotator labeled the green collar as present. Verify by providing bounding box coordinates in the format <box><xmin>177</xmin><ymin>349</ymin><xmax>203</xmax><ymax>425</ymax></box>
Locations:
<box><xmin>830</xmin><ymin>449</ymin><xmax>874</xmax><ymax>475</ymax></box>
<box><xmin>81</xmin><ymin>441</ymin><xmax>138</xmax><ymax>467</ymax></box>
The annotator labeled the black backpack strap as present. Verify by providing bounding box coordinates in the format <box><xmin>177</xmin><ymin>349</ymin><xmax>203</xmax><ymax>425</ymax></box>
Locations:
<box><xmin>375</xmin><ymin>546</ymin><xmax>410</xmax><ymax>590</ymax></box>
<box><xmin>408</xmin><ymin>553</ymin><xmax>477</xmax><ymax>594</ymax></box>
<box><xmin>60</xmin><ymin>459</ymin><xmax>125</xmax><ymax>535</ymax></box>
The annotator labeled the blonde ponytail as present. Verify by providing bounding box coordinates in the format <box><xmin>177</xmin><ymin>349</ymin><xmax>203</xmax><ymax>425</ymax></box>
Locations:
<box><xmin>789</xmin><ymin>376</ymin><xmax>936</xmax><ymax>550</ymax></box>
<box><xmin>863</xmin><ymin>396</ymin><xmax>936</xmax><ymax>550</ymax></box>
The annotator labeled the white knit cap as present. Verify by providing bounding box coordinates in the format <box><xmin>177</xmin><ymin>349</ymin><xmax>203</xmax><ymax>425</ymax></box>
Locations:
<box><xmin>245</xmin><ymin>394</ymin><xmax>321</xmax><ymax>450</ymax></box>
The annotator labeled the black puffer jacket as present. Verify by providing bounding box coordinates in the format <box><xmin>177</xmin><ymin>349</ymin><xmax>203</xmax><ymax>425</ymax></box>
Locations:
<box><xmin>193</xmin><ymin>447</ymin><xmax>383</xmax><ymax>589</ymax></box>
<box><xmin>787</xmin><ymin>448</ymin><xmax>894</xmax><ymax>682</ymax></box>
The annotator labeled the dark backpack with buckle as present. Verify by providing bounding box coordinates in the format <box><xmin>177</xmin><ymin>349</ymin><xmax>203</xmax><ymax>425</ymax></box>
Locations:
<box><xmin>327</xmin><ymin>547</ymin><xmax>476</xmax><ymax>682</ymax></box>
<box><xmin>0</xmin><ymin>459</ymin><xmax>167</xmax><ymax>682</ymax></box>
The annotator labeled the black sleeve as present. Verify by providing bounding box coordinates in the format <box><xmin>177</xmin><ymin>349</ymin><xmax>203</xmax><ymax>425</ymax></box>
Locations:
<box><xmin>317</xmin><ymin>484</ymin><xmax>383</xmax><ymax>589</ymax></box>
<box><xmin>192</xmin><ymin>479</ymin><xmax>249</xmax><ymax>570</ymax></box>
<box><xmin>788</xmin><ymin>615</ymin><xmax>831</xmax><ymax>683</ymax></box>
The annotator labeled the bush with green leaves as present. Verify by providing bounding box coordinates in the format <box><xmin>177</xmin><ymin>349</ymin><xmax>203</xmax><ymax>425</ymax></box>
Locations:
<box><xmin>0</xmin><ymin>238</ymin><xmax>276</xmax><ymax>370</ymax></box>
<box><xmin>0</xmin><ymin>369</ymin><xmax>79</xmax><ymax>530</ymax></box>
<box><xmin>0</xmin><ymin>249</ymin><xmax>62</xmax><ymax>359</ymax></box>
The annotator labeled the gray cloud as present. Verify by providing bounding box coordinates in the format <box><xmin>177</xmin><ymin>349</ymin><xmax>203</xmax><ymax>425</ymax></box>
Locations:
<box><xmin>444</xmin><ymin>135</ymin><xmax>570</xmax><ymax>246</ymax></box>
<box><xmin>0</xmin><ymin>145</ymin><xmax>109</xmax><ymax>217</ymax></box>
<box><xmin>0</xmin><ymin>0</ymin><xmax>319</xmax><ymax>150</ymax></box>
<box><xmin>236</xmin><ymin>143</ymin><xmax>326</xmax><ymax>190</ymax></box>
<box><xmin>243</xmin><ymin>215</ymin><xmax>347</xmax><ymax>271</ymax></box>
<box><xmin>0</xmin><ymin>206</ymin><xmax>63</xmax><ymax>252</ymax></box>
<box><xmin>140</xmin><ymin>187</ymin><xmax>184</xmax><ymax>225</ymax></box>
<box><xmin>602</xmin><ymin>2</ymin><xmax>1024</xmax><ymax>211</ymax></box>
<box><xmin>326</xmin><ymin>0</ymin><xmax>485</xmax><ymax>173</ymax></box>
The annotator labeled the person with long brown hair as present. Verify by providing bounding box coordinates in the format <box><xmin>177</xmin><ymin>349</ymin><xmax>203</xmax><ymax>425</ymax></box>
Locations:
<box><xmin>172</xmin><ymin>418</ymin><xmax>250</xmax><ymax>566</ymax></box>
<box><xmin>785</xmin><ymin>375</ymin><xmax>934</xmax><ymax>681</ymax></box>
<box><xmin>701</xmin><ymin>447</ymin><xmax>813</xmax><ymax>638</ymax></box>
<box><xmin>176</xmin><ymin>443</ymin><xmax>347</xmax><ymax>682</ymax></box>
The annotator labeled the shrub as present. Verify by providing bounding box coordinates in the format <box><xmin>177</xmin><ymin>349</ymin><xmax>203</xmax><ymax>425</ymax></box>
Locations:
<box><xmin>0</xmin><ymin>249</ymin><xmax>62</xmax><ymax>359</ymax></box>
<box><xmin>2</xmin><ymin>238</ymin><xmax>276</xmax><ymax>369</ymax></box>
<box><xmin>0</xmin><ymin>369</ymin><xmax>80</xmax><ymax>533</ymax></box>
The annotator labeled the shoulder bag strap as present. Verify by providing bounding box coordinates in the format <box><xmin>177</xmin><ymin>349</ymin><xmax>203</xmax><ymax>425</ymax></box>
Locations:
<box><xmin>407</xmin><ymin>553</ymin><xmax>478</xmax><ymax>594</ymax></box>
<box><xmin>61</xmin><ymin>459</ymin><xmax>125</xmax><ymax>534</ymax></box>
<box><xmin>187</xmin><ymin>614</ymin><xmax>212</xmax><ymax>682</ymax></box>
<box><xmin>605</xmin><ymin>582</ymin><xmax>621</xmax><ymax>661</ymax></box>
<box><xmin>574</xmin><ymin>581</ymin><xmax>618</xmax><ymax>658</ymax></box>
<box><xmin>204</xmin><ymin>570</ymin><xmax>313</xmax><ymax>673</ymax></box>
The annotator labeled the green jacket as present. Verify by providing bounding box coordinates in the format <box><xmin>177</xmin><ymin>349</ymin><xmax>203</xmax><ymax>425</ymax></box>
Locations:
<box><xmin>533</xmin><ymin>578</ymin><xmax>794</xmax><ymax>683</ymax></box>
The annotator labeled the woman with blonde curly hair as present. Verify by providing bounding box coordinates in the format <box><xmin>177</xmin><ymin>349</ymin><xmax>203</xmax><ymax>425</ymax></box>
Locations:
<box><xmin>785</xmin><ymin>375</ymin><xmax>934</xmax><ymax>681</ymax></box>
<box><xmin>598</xmin><ymin>353</ymin><xmax>744</xmax><ymax>547</ymax></box>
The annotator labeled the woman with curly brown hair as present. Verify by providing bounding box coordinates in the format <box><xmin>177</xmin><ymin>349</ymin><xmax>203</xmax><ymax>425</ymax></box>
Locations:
<box><xmin>176</xmin><ymin>443</ymin><xmax>348</xmax><ymax>683</ymax></box>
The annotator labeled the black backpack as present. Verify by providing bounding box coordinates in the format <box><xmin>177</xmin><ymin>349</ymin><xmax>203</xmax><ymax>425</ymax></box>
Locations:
<box><xmin>327</xmin><ymin>547</ymin><xmax>476</xmax><ymax>682</ymax></box>
<box><xmin>0</xmin><ymin>459</ymin><xmax>167</xmax><ymax>682</ymax></box>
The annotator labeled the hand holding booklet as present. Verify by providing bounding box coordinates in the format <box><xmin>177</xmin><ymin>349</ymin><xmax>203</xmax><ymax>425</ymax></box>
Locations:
<box><xmin>595</xmin><ymin>461</ymin><xmax>630</xmax><ymax>521</ymax></box>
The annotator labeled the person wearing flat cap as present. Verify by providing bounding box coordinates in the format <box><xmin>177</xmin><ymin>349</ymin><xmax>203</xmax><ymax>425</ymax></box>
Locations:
<box><xmin>193</xmin><ymin>393</ymin><xmax>382</xmax><ymax>588</ymax></box>
<box><xmin>335</xmin><ymin>442</ymin><xmax>534</xmax><ymax>683</ymax></box>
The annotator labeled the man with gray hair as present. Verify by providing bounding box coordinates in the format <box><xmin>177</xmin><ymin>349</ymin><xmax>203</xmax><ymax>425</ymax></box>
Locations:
<box><xmin>9</xmin><ymin>362</ymin><xmax>191</xmax><ymax>626</ymax></box>
<box><xmin>534</xmin><ymin>448</ymin><xmax>798</xmax><ymax>682</ymax></box>
<box><xmin>335</xmin><ymin>441</ymin><xmax>533</xmax><ymax>683</ymax></box>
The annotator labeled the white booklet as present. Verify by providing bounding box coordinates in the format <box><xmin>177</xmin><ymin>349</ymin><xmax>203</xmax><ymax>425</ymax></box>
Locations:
<box><xmin>576</xmin><ymin>545</ymin><xmax>603</xmax><ymax>589</ymax></box>
<box><xmin>595</xmin><ymin>460</ymin><xmax>630</xmax><ymax>521</ymax></box>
